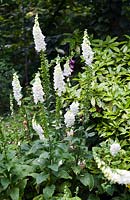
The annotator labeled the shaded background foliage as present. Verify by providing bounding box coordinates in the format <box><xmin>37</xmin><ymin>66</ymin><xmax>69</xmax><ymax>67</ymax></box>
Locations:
<box><xmin>0</xmin><ymin>0</ymin><xmax>130</xmax><ymax>113</ymax></box>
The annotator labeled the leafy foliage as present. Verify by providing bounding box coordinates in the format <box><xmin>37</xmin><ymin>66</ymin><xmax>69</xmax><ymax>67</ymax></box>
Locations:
<box><xmin>1</xmin><ymin>10</ymin><xmax>130</xmax><ymax>199</ymax></box>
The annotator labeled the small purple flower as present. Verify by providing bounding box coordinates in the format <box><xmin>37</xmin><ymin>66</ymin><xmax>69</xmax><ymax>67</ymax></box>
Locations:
<box><xmin>69</xmin><ymin>59</ymin><xmax>75</xmax><ymax>72</ymax></box>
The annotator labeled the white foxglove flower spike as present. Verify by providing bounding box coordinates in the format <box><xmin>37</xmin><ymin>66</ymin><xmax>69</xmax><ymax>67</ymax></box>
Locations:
<box><xmin>70</xmin><ymin>101</ymin><xmax>79</xmax><ymax>116</ymax></box>
<box><xmin>64</xmin><ymin>110</ymin><xmax>75</xmax><ymax>128</ymax></box>
<box><xmin>53</xmin><ymin>62</ymin><xmax>65</xmax><ymax>96</ymax></box>
<box><xmin>32</xmin><ymin>72</ymin><xmax>44</xmax><ymax>104</ymax></box>
<box><xmin>12</xmin><ymin>72</ymin><xmax>22</xmax><ymax>106</ymax></box>
<box><xmin>93</xmin><ymin>148</ymin><xmax>130</xmax><ymax>185</ymax></box>
<box><xmin>81</xmin><ymin>29</ymin><xmax>94</xmax><ymax>66</ymax></box>
<box><xmin>32</xmin><ymin>117</ymin><xmax>45</xmax><ymax>140</ymax></box>
<box><xmin>33</xmin><ymin>14</ymin><xmax>46</xmax><ymax>52</ymax></box>
<box><xmin>63</xmin><ymin>59</ymin><xmax>72</xmax><ymax>77</ymax></box>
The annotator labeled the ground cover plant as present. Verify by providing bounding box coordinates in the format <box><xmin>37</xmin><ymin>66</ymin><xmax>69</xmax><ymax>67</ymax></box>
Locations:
<box><xmin>1</xmin><ymin>14</ymin><xmax>130</xmax><ymax>200</ymax></box>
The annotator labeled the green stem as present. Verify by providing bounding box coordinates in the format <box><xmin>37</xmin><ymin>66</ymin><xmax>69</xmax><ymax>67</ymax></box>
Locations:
<box><xmin>82</xmin><ymin>65</ymin><xmax>92</xmax><ymax>122</ymax></box>
<box><xmin>42</xmin><ymin>104</ymin><xmax>49</xmax><ymax>138</ymax></box>
<box><xmin>55</xmin><ymin>94</ymin><xmax>62</xmax><ymax>128</ymax></box>
<box><xmin>40</xmin><ymin>51</ymin><xmax>51</xmax><ymax>100</ymax></box>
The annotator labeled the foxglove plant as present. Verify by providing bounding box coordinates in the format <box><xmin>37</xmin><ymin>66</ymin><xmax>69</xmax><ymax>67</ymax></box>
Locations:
<box><xmin>32</xmin><ymin>117</ymin><xmax>45</xmax><ymax>140</ymax></box>
<box><xmin>70</xmin><ymin>101</ymin><xmax>79</xmax><ymax>116</ymax></box>
<box><xmin>32</xmin><ymin>72</ymin><xmax>44</xmax><ymax>104</ymax></box>
<box><xmin>81</xmin><ymin>29</ymin><xmax>94</xmax><ymax>66</ymax></box>
<box><xmin>32</xmin><ymin>72</ymin><xmax>49</xmax><ymax>137</ymax></box>
<box><xmin>32</xmin><ymin>14</ymin><xmax>46</xmax><ymax>53</ymax></box>
<box><xmin>12</xmin><ymin>72</ymin><xmax>22</xmax><ymax>106</ymax></box>
<box><xmin>54</xmin><ymin>62</ymin><xmax>65</xmax><ymax>96</ymax></box>
<box><xmin>63</xmin><ymin>59</ymin><xmax>73</xmax><ymax>77</ymax></box>
<box><xmin>10</xmin><ymin>93</ymin><xmax>14</xmax><ymax>115</ymax></box>
<box><xmin>64</xmin><ymin>110</ymin><xmax>75</xmax><ymax>128</ymax></box>
<box><xmin>33</xmin><ymin>14</ymin><xmax>50</xmax><ymax>101</ymax></box>
<box><xmin>53</xmin><ymin>59</ymin><xmax>66</xmax><ymax>128</ymax></box>
<box><xmin>93</xmin><ymin>147</ymin><xmax>130</xmax><ymax>185</ymax></box>
<box><xmin>80</xmin><ymin>31</ymin><xmax>93</xmax><ymax>122</ymax></box>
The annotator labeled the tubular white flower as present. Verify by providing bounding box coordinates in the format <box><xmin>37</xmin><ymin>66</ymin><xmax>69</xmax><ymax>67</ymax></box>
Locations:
<box><xmin>81</xmin><ymin>29</ymin><xmax>94</xmax><ymax>66</ymax></box>
<box><xmin>63</xmin><ymin>60</ymin><xmax>72</xmax><ymax>77</ymax></box>
<box><xmin>53</xmin><ymin>62</ymin><xmax>65</xmax><ymax>96</ymax></box>
<box><xmin>64</xmin><ymin>110</ymin><xmax>75</xmax><ymax>127</ymax></box>
<box><xmin>12</xmin><ymin>72</ymin><xmax>22</xmax><ymax>106</ymax></box>
<box><xmin>32</xmin><ymin>117</ymin><xmax>45</xmax><ymax>140</ymax></box>
<box><xmin>32</xmin><ymin>72</ymin><xmax>44</xmax><ymax>104</ymax></box>
<box><xmin>102</xmin><ymin>166</ymin><xmax>130</xmax><ymax>185</ymax></box>
<box><xmin>33</xmin><ymin>14</ymin><xmax>46</xmax><ymax>52</ymax></box>
<box><xmin>70</xmin><ymin>101</ymin><xmax>79</xmax><ymax>116</ymax></box>
<box><xmin>93</xmin><ymin>148</ymin><xmax>130</xmax><ymax>185</ymax></box>
<box><xmin>110</xmin><ymin>143</ymin><xmax>121</xmax><ymax>156</ymax></box>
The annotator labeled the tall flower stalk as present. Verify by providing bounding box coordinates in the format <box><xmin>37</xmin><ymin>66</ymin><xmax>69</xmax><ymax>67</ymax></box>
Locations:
<box><xmin>79</xmin><ymin>30</ymin><xmax>93</xmax><ymax>122</ymax></box>
<box><xmin>81</xmin><ymin>29</ymin><xmax>94</xmax><ymax>66</ymax></box>
<box><xmin>32</xmin><ymin>72</ymin><xmax>49</xmax><ymax>137</ymax></box>
<box><xmin>33</xmin><ymin>14</ymin><xmax>51</xmax><ymax>101</ymax></box>
<box><xmin>40</xmin><ymin>51</ymin><xmax>51</xmax><ymax>101</ymax></box>
<box><xmin>33</xmin><ymin>14</ymin><xmax>46</xmax><ymax>53</ymax></box>
<box><xmin>53</xmin><ymin>58</ymin><xmax>65</xmax><ymax>128</ymax></box>
<box><xmin>12</xmin><ymin>72</ymin><xmax>22</xmax><ymax>106</ymax></box>
<box><xmin>32</xmin><ymin>72</ymin><xmax>45</xmax><ymax>104</ymax></box>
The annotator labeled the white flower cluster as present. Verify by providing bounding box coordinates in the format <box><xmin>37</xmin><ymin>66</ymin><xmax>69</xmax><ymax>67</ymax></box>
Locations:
<box><xmin>110</xmin><ymin>143</ymin><xmax>121</xmax><ymax>156</ymax></box>
<box><xmin>64</xmin><ymin>101</ymin><xmax>79</xmax><ymax>128</ymax></box>
<box><xmin>81</xmin><ymin>30</ymin><xmax>94</xmax><ymax>66</ymax></box>
<box><xmin>63</xmin><ymin>60</ymin><xmax>72</xmax><ymax>77</ymax></box>
<box><xmin>93</xmin><ymin>148</ymin><xmax>130</xmax><ymax>185</ymax></box>
<box><xmin>32</xmin><ymin>117</ymin><xmax>45</xmax><ymax>140</ymax></box>
<box><xmin>33</xmin><ymin>14</ymin><xmax>46</xmax><ymax>52</ymax></box>
<box><xmin>12</xmin><ymin>72</ymin><xmax>22</xmax><ymax>106</ymax></box>
<box><xmin>64</xmin><ymin>110</ymin><xmax>75</xmax><ymax>128</ymax></box>
<box><xmin>70</xmin><ymin>101</ymin><xmax>79</xmax><ymax>116</ymax></box>
<box><xmin>32</xmin><ymin>72</ymin><xmax>44</xmax><ymax>104</ymax></box>
<box><xmin>53</xmin><ymin>63</ymin><xmax>65</xmax><ymax>96</ymax></box>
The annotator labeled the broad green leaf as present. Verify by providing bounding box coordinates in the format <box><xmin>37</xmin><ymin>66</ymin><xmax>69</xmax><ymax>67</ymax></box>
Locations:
<box><xmin>43</xmin><ymin>185</ymin><xmax>55</xmax><ymax>199</ymax></box>
<box><xmin>0</xmin><ymin>177</ymin><xmax>10</xmax><ymax>190</ymax></box>
<box><xmin>48</xmin><ymin>164</ymin><xmax>59</xmax><ymax>172</ymax></box>
<box><xmin>58</xmin><ymin>170</ymin><xmax>72</xmax><ymax>179</ymax></box>
<box><xmin>30</xmin><ymin>173</ymin><xmax>49</xmax><ymax>184</ymax></box>
<box><xmin>72</xmin><ymin>166</ymin><xmax>81</xmax><ymax>175</ymax></box>
<box><xmin>36</xmin><ymin>173</ymin><xmax>49</xmax><ymax>185</ymax></box>
<box><xmin>39</xmin><ymin>152</ymin><xmax>50</xmax><ymax>159</ymax></box>
<box><xmin>10</xmin><ymin>187</ymin><xmax>19</xmax><ymax>200</ymax></box>
<box><xmin>101</xmin><ymin>183</ymin><xmax>114</xmax><ymax>196</ymax></box>
<box><xmin>79</xmin><ymin>173</ymin><xmax>94</xmax><ymax>191</ymax></box>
